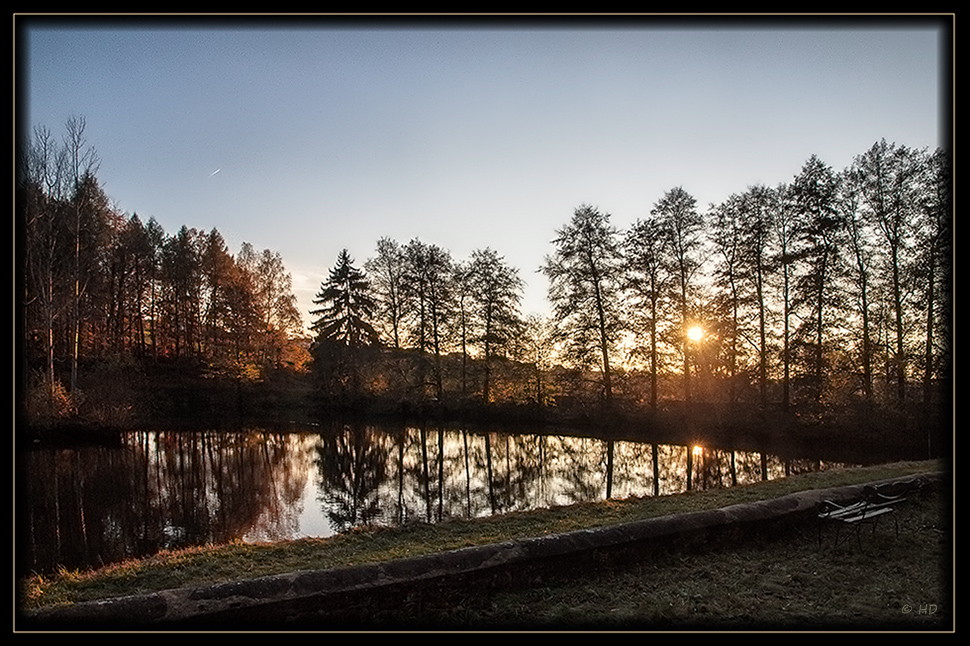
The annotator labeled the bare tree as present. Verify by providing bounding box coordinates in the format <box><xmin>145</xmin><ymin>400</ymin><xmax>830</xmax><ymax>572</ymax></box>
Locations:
<box><xmin>708</xmin><ymin>192</ymin><xmax>747</xmax><ymax>402</ymax></box>
<box><xmin>737</xmin><ymin>185</ymin><xmax>778</xmax><ymax>405</ymax></box>
<box><xmin>840</xmin><ymin>170</ymin><xmax>879</xmax><ymax>404</ymax></box>
<box><xmin>364</xmin><ymin>237</ymin><xmax>408</xmax><ymax>349</ymax></box>
<box><xmin>652</xmin><ymin>187</ymin><xmax>704</xmax><ymax>402</ymax></box>
<box><xmin>467</xmin><ymin>248</ymin><xmax>524</xmax><ymax>405</ymax></box>
<box><xmin>401</xmin><ymin>239</ymin><xmax>453</xmax><ymax>399</ymax></box>
<box><xmin>543</xmin><ymin>204</ymin><xmax>624</xmax><ymax>404</ymax></box>
<box><xmin>64</xmin><ymin>116</ymin><xmax>102</xmax><ymax>392</ymax></box>
<box><xmin>789</xmin><ymin>155</ymin><xmax>845</xmax><ymax>404</ymax></box>
<box><xmin>850</xmin><ymin>140</ymin><xmax>925</xmax><ymax>404</ymax></box>
<box><xmin>623</xmin><ymin>214</ymin><xmax>671</xmax><ymax>410</ymax></box>
<box><xmin>771</xmin><ymin>182</ymin><xmax>799</xmax><ymax>411</ymax></box>
<box><xmin>916</xmin><ymin>147</ymin><xmax>952</xmax><ymax>408</ymax></box>
<box><xmin>518</xmin><ymin>313</ymin><xmax>555</xmax><ymax>407</ymax></box>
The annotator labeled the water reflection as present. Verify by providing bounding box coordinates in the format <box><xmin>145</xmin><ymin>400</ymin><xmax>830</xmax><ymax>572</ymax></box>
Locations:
<box><xmin>18</xmin><ymin>424</ymin><xmax>846</xmax><ymax>575</ymax></box>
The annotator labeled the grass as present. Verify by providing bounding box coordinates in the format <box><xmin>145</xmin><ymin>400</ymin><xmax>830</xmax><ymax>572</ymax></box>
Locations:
<box><xmin>416</xmin><ymin>485</ymin><xmax>951</xmax><ymax>631</ymax></box>
<box><xmin>18</xmin><ymin>459</ymin><xmax>951</xmax><ymax>630</ymax></box>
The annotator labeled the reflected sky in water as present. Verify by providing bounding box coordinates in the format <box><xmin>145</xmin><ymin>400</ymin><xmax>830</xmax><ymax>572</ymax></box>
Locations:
<box><xmin>18</xmin><ymin>424</ymin><xmax>847</xmax><ymax>575</ymax></box>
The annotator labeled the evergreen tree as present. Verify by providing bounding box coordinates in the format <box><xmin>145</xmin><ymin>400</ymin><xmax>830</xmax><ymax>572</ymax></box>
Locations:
<box><xmin>309</xmin><ymin>250</ymin><xmax>380</xmax><ymax>403</ymax></box>
<box><xmin>310</xmin><ymin>249</ymin><xmax>379</xmax><ymax>347</ymax></box>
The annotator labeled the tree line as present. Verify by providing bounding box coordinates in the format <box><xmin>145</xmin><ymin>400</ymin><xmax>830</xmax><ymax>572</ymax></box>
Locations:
<box><xmin>17</xmin><ymin>119</ymin><xmax>952</xmax><ymax>427</ymax></box>
<box><xmin>309</xmin><ymin>241</ymin><xmax>532</xmax><ymax>410</ymax></box>
<box><xmin>18</xmin><ymin>117</ymin><xmax>307</xmax><ymax>420</ymax></box>
<box><xmin>311</xmin><ymin>140</ymin><xmax>952</xmax><ymax>418</ymax></box>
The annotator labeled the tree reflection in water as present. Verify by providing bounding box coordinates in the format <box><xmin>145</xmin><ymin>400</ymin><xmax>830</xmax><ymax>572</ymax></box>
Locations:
<box><xmin>18</xmin><ymin>424</ymin><xmax>849</xmax><ymax>575</ymax></box>
<box><xmin>315</xmin><ymin>425</ymin><xmax>388</xmax><ymax>532</ymax></box>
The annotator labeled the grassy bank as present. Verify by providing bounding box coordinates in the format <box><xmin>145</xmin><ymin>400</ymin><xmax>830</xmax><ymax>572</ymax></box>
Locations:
<box><xmin>441</xmin><ymin>482</ymin><xmax>951</xmax><ymax>631</ymax></box>
<box><xmin>20</xmin><ymin>459</ymin><xmax>949</xmax><ymax>625</ymax></box>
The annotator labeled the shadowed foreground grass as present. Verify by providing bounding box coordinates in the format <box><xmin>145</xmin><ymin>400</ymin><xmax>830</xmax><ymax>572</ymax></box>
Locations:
<box><xmin>402</xmin><ymin>486</ymin><xmax>951</xmax><ymax>631</ymax></box>
<box><xmin>19</xmin><ymin>460</ymin><xmax>951</xmax><ymax>631</ymax></box>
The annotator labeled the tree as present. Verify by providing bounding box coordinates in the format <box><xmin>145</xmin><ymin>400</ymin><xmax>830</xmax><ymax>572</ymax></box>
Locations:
<box><xmin>226</xmin><ymin>264</ymin><xmax>266</xmax><ymax>377</ymax></box>
<box><xmin>788</xmin><ymin>155</ymin><xmax>844</xmax><ymax>404</ymax></box>
<box><xmin>198</xmin><ymin>228</ymin><xmax>237</xmax><ymax>358</ymax></box>
<box><xmin>623</xmin><ymin>214</ymin><xmax>671</xmax><ymax>410</ymax></box>
<box><xmin>19</xmin><ymin>143</ymin><xmax>69</xmax><ymax>387</ymax></box>
<box><xmin>195</xmin><ymin>231</ymin><xmax>262</xmax><ymax>376</ymax></box>
<box><xmin>364</xmin><ymin>237</ymin><xmax>408</xmax><ymax>349</ymax></box>
<box><xmin>310</xmin><ymin>250</ymin><xmax>380</xmax><ymax>402</ymax></box>
<box><xmin>737</xmin><ymin>185</ymin><xmax>778</xmax><ymax>405</ymax></box>
<box><xmin>840</xmin><ymin>170</ymin><xmax>879</xmax><ymax>404</ymax></box>
<box><xmin>467</xmin><ymin>248</ymin><xmax>524</xmax><ymax>405</ymax></box>
<box><xmin>310</xmin><ymin>249</ymin><xmax>379</xmax><ymax>347</ymax></box>
<box><xmin>19</xmin><ymin>123</ymin><xmax>77</xmax><ymax>391</ymax></box>
<box><xmin>67</xmin><ymin>172</ymin><xmax>115</xmax><ymax>390</ymax></box>
<box><xmin>708</xmin><ymin>192</ymin><xmax>747</xmax><ymax>402</ymax></box>
<box><xmin>706</xmin><ymin>185</ymin><xmax>780</xmax><ymax>405</ymax></box>
<box><xmin>63</xmin><ymin>116</ymin><xmax>102</xmax><ymax>392</ymax></box>
<box><xmin>105</xmin><ymin>213</ymin><xmax>155</xmax><ymax>355</ymax></box>
<box><xmin>652</xmin><ymin>187</ymin><xmax>705</xmax><ymax>402</ymax></box>
<box><xmin>143</xmin><ymin>217</ymin><xmax>167</xmax><ymax>360</ymax></box>
<box><xmin>401</xmin><ymin>239</ymin><xmax>454</xmax><ymax>399</ymax></box>
<box><xmin>518</xmin><ymin>313</ymin><xmax>555</xmax><ymax>407</ymax></box>
<box><xmin>916</xmin><ymin>147</ymin><xmax>952</xmax><ymax>408</ymax></box>
<box><xmin>450</xmin><ymin>259</ymin><xmax>475</xmax><ymax>398</ymax></box>
<box><xmin>771</xmin><ymin>183</ymin><xmax>799</xmax><ymax>411</ymax></box>
<box><xmin>542</xmin><ymin>204</ymin><xmax>624</xmax><ymax>404</ymax></box>
<box><xmin>18</xmin><ymin>116</ymin><xmax>317</xmax><ymax>423</ymax></box>
<box><xmin>21</xmin><ymin>116</ymin><xmax>107</xmax><ymax>392</ymax></box>
<box><xmin>160</xmin><ymin>225</ymin><xmax>204</xmax><ymax>359</ymax></box>
<box><xmin>239</xmin><ymin>243</ymin><xmax>304</xmax><ymax>369</ymax></box>
<box><xmin>21</xmin><ymin>124</ymin><xmax>69</xmax><ymax>200</ymax></box>
<box><xmin>850</xmin><ymin>140</ymin><xmax>925</xmax><ymax>404</ymax></box>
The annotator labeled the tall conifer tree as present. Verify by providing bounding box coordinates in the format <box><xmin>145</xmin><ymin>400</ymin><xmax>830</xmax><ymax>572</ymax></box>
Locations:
<box><xmin>310</xmin><ymin>249</ymin><xmax>379</xmax><ymax>347</ymax></box>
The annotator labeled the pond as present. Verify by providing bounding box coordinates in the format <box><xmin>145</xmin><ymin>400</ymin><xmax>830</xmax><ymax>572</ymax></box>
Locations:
<box><xmin>17</xmin><ymin>422</ymin><xmax>851</xmax><ymax>576</ymax></box>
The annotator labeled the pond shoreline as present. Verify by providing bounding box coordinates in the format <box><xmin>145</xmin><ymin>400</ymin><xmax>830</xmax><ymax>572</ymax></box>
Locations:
<box><xmin>18</xmin><ymin>362</ymin><xmax>949</xmax><ymax>466</ymax></box>
<box><xmin>19</xmin><ymin>397</ymin><xmax>947</xmax><ymax>467</ymax></box>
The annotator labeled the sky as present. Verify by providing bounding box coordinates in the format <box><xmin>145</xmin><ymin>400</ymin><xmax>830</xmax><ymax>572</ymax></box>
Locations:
<box><xmin>18</xmin><ymin>15</ymin><xmax>950</xmax><ymax>330</ymax></box>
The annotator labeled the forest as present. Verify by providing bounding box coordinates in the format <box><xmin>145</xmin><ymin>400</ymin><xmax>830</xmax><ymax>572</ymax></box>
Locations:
<box><xmin>16</xmin><ymin>117</ymin><xmax>953</xmax><ymax>457</ymax></box>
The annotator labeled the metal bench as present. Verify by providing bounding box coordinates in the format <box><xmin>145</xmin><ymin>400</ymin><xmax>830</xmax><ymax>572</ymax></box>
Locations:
<box><xmin>817</xmin><ymin>478</ymin><xmax>923</xmax><ymax>550</ymax></box>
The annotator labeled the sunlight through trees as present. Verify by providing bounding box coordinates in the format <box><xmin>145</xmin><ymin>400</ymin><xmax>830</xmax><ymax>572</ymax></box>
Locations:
<box><xmin>18</xmin><ymin>119</ymin><xmax>952</xmax><ymax>424</ymax></box>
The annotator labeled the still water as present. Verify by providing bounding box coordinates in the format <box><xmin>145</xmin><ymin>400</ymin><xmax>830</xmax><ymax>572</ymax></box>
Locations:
<box><xmin>18</xmin><ymin>423</ymin><xmax>847</xmax><ymax>575</ymax></box>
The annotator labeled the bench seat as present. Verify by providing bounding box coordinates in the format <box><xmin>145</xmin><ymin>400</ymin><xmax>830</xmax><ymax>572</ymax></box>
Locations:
<box><xmin>816</xmin><ymin>482</ymin><xmax>917</xmax><ymax>549</ymax></box>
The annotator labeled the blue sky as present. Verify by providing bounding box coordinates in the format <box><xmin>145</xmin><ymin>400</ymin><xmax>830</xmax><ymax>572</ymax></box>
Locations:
<box><xmin>19</xmin><ymin>16</ymin><xmax>949</xmax><ymax>327</ymax></box>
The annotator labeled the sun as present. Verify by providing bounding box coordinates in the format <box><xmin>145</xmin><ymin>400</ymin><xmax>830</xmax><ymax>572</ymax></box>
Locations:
<box><xmin>686</xmin><ymin>325</ymin><xmax>705</xmax><ymax>342</ymax></box>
